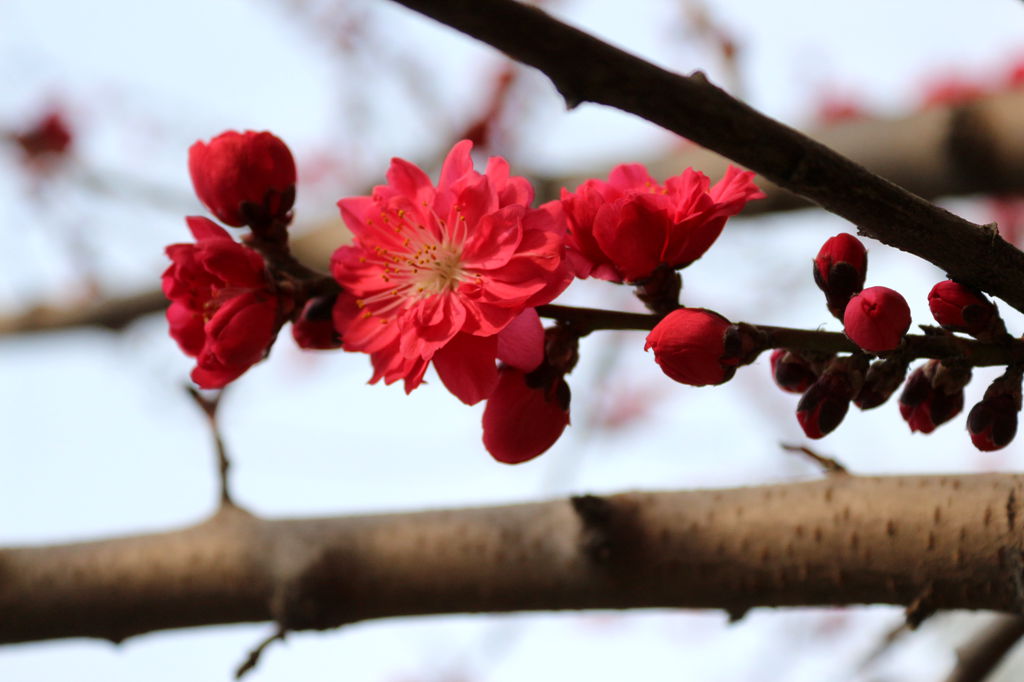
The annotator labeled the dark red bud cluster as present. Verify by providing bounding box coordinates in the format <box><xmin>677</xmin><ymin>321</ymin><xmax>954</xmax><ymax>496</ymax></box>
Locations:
<box><xmin>773</xmin><ymin>237</ymin><xmax>1020</xmax><ymax>450</ymax></box>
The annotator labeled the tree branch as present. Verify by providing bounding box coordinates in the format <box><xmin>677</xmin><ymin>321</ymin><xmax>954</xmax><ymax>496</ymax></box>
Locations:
<box><xmin>593</xmin><ymin>89</ymin><xmax>1024</xmax><ymax>216</ymax></box>
<box><xmin>3</xmin><ymin>474</ymin><xmax>1024</xmax><ymax>646</ymax></box>
<box><xmin>946</xmin><ymin>614</ymin><xmax>1024</xmax><ymax>682</ymax></box>
<box><xmin>7</xmin><ymin>88</ymin><xmax>1024</xmax><ymax>337</ymax></box>
<box><xmin>390</xmin><ymin>0</ymin><xmax>1024</xmax><ymax>313</ymax></box>
<box><xmin>536</xmin><ymin>303</ymin><xmax>1024</xmax><ymax>367</ymax></box>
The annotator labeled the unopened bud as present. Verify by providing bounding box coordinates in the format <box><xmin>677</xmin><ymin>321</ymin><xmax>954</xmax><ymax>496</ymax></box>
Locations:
<box><xmin>897</xmin><ymin>360</ymin><xmax>967</xmax><ymax>433</ymax></box>
<box><xmin>796</xmin><ymin>355</ymin><xmax>866</xmax><ymax>439</ymax></box>
<box><xmin>483</xmin><ymin>366</ymin><xmax>571</xmax><ymax>464</ymax></box>
<box><xmin>855</xmin><ymin>356</ymin><xmax>910</xmax><ymax>409</ymax></box>
<box><xmin>771</xmin><ymin>349</ymin><xmax>820</xmax><ymax>394</ymax></box>
<box><xmin>189</xmin><ymin>130</ymin><xmax>297</xmax><ymax>238</ymax></box>
<box><xmin>292</xmin><ymin>294</ymin><xmax>343</xmax><ymax>350</ymax></box>
<box><xmin>813</xmin><ymin>233</ymin><xmax>867</xmax><ymax>318</ymax></box>
<box><xmin>645</xmin><ymin>308</ymin><xmax>736</xmax><ymax>386</ymax></box>
<box><xmin>967</xmin><ymin>369</ymin><xmax>1023</xmax><ymax>451</ymax></box>
<box><xmin>928</xmin><ymin>280</ymin><xmax>1004</xmax><ymax>341</ymax></box>
<box><xmin>843</xmin><ymin>286</ymin><xmax>911</xmax><ymax>353</ymax></box>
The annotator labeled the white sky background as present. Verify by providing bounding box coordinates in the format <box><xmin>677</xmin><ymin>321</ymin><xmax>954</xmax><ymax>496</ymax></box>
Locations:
<box><xmin>2</xmin><ymin>1</ymin><xmax>1024</xmax><ymax>680</ymax></box>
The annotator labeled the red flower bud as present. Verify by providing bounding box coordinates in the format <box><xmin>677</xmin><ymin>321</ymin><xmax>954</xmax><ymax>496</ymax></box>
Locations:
<box><xmin>927</xmin><ymin>280</ymin><xmax>1000</xmax><ymax>337</ymax></box>
<box><xmin>854</xmin><ymin>356</ymin><xmax>910</xmax><ymax>409</ymax></box>
<box><xmin>13</xmin><ymin>111</ymin><xmax>72</xmax><ymax>166</ymax></box>
<box><xmin>813</xmin><ymin>233</ymin><xmax>867</xmax><ymax>318</ymax></box>
<box><xmin>968</xmin><ymin>394</ymin><xmax>1019</xmax><ymax>451</ymax></box>
<box><xmin>796</xmin><ymin>373</ymin><xmax>853</xmax><ymax>439</ymax></box>
<box><xmin>843</xmin><ymin>286</ymin><xmax>911</xmax><ymax>352</ymax></box>
<box><xmin>897</xmin><ymin>361</ymin><xmax>966</xmax><ymax>434</ymax></box>
<box><xmin>967</xmin><ymin>370</ymin><xmax>1023</xmax><ymax>451</ymax></box>
<box><xmin>645</xmin><ymin>308</ymin><xmax>737</xmax><ymax>386</ymax></box>
<box><xmin>292</xmin><ymin>294</ymin><xmax>344</xmax><ymax>350</ymax></box>
<box><xmin>770</xmin><ymin>349</ymin><xmax>819</xmax><ymax>394</ymax></box>
<box><xmin>482</xmin><ymin>366</ymin><xmax>570</xmax><ymax>464</ymax></box>
<box><xmin>188</xmin><ymin>130</ymin><xmax>296</xmax><ymax>231</ymax></box>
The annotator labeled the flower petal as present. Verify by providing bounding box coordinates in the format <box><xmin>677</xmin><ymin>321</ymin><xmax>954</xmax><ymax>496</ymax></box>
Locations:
<box><xmin>497</xmin><ymin>308</ymin><xmax>544</xmax><ymax>372</ymax></box>
<box><xmin>432</xmin><ymin>332</ymin><xmax>499</xmax><ymax>405</ymax></box>
<box><xmin>482</xmin><ymin>367</ymin><xmax>570</xmax><ymax>464</ymax></box>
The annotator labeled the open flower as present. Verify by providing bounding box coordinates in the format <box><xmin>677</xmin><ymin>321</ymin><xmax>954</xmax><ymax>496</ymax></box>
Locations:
<box><xmin>560</xmin><ymin>164</ymin><xmax>763</xmax><ymax>282</ymax></box>
<box><xmin>331</xmin><ymin>140</ymin><xmax>570</xmax><ymax>404</ymax></box>
<box><xmin>162</xmin><ymin>217</ymin><xmax>282</xmax><ymax>388</ymax></box>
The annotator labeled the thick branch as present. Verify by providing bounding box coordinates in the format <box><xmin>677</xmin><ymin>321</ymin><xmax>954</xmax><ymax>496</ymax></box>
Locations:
<box><xmin>391</xmin><ymin>0</ymin><xmax>1024</xmax><ymax>313</ymax></box>
<box><xmin>3</xmin><ymin>474</ymin><xmax>1024</xmax><ymax>645</ymax></box>
<box><xmin>592</xmin><ymin>89</ymin><xmax>1024</xmax><ymax>215</ymax></box>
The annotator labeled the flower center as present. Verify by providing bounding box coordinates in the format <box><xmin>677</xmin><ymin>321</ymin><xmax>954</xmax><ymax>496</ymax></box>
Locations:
<box><xmin>412</xmin><ymin>242</ymin><xmax>464</xmax><ymax>296</ymax></box>
<box><xmin>353</xmin><ymin>207</ymin><xmax>472</xmax><ymax>319</ymax></box>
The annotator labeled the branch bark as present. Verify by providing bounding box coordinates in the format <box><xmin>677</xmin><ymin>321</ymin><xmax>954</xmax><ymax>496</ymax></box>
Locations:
<box><xmin>599</xmin><ymin>89</ymin><xmax>1024</xmax><ymax>216</ymax></box>
<box><xmin>390</xmin><ymin>0</ymin><xmax>1024</xmax><ymax>314</ymax></box>
<box><xmin>3</xmin><ymin>474</ymin><xmax>1024</xmax><ymax>645</ymax></box>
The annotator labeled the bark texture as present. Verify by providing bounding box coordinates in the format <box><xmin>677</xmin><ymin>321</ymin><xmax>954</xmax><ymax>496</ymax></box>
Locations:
<box><xmin>3</xmin><ymin>474</ymin><xmax>1024</xmax><ymax>645</ymax></box>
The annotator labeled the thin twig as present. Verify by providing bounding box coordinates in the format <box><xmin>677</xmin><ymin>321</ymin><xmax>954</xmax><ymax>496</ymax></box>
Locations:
<box><xmin>235</xmin><ymin>627</ymin><xmax>286</xmax><ymax>679</ymax></box>
<box><xmin>185</xmin><ymin>386</ymin><xmax>234</xmax><ymax>507</ymax></box>
<box><xmin>535</xmin><ymin>303</ymin><xmax>1024</xmax><ymax>367</ymax></box>
<box><xmin>780</xmin><ymin>444</ymin><xmax>849</xmax><ymax>475</ymax></box>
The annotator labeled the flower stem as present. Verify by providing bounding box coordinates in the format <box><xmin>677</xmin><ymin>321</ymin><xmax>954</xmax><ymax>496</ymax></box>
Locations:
<box><xmin>536</xmin><ymin>303</ymin><xmax>1024</xmax><ymax>367</ymax></box>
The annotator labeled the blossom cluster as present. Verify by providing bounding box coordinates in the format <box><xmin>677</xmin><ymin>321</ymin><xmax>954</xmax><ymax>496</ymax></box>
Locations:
<box><xmin>767</xmin><ymin>232</ymin><xmax>1021</xmax><ymax>451</ymax></box>
<box><xmin>166</xmin><ymin>131</ymin><xmax>1022</xmax><ymax>464</ymax></box>
<box><xmin>163</xmin><ymin>130</ymin><xmax>343</xmax><ymax>389</ymax></box>
<box><xmin>162</xmin><ymin>132</ymin><xmax>764</xmax><ymax>463</ymax></box>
